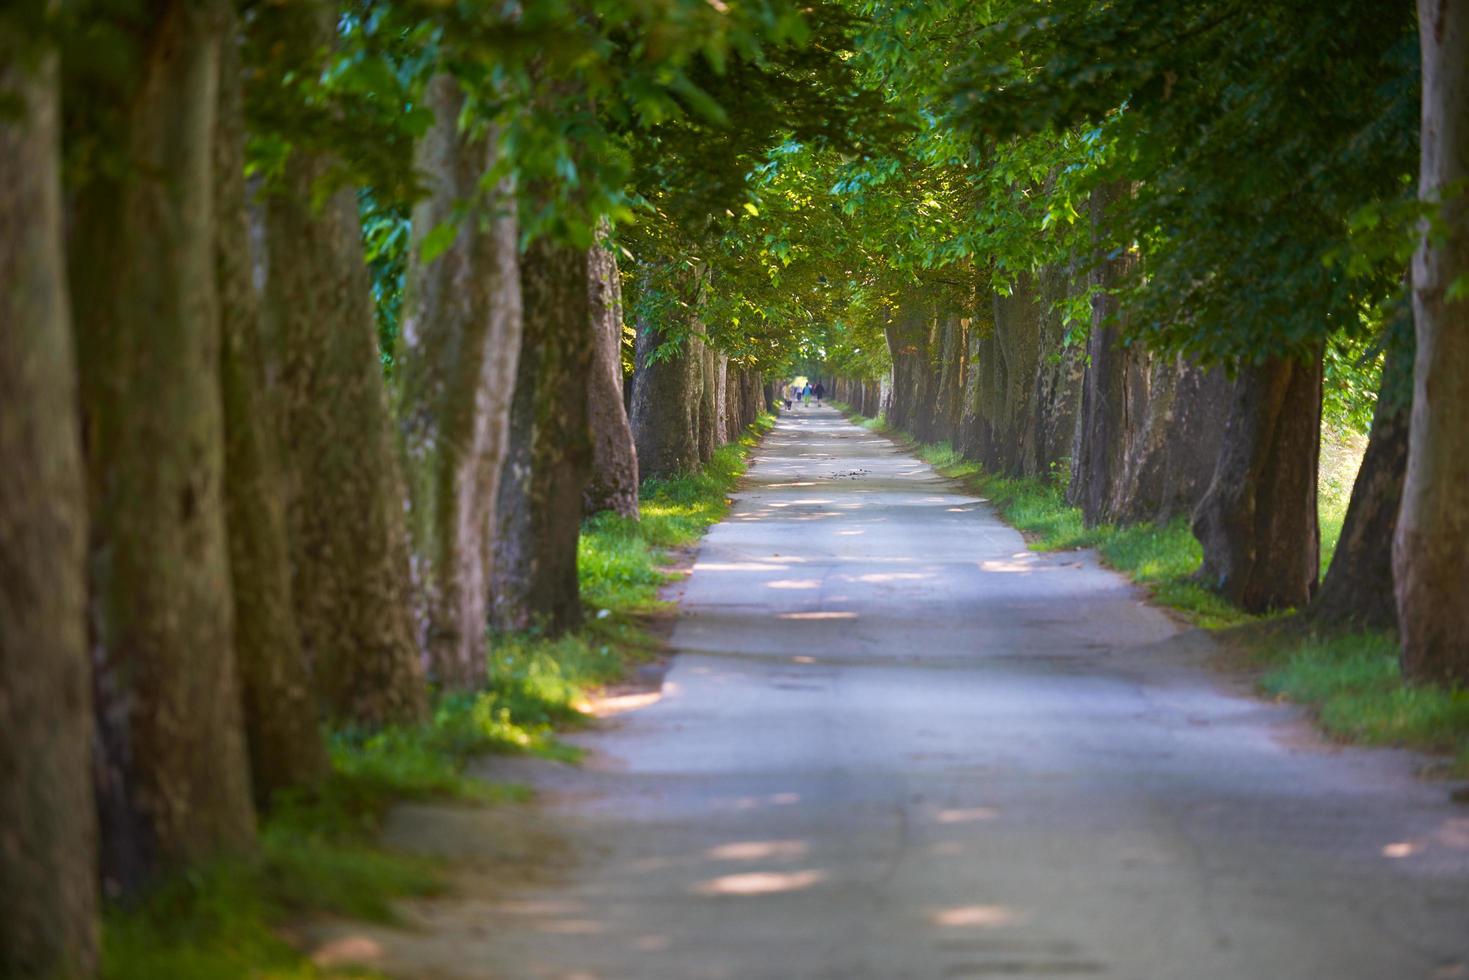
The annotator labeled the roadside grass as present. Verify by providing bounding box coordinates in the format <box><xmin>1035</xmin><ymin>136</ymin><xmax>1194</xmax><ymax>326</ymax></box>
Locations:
<box><xmin>837</xmin><ymin>404</ymin><xmax>1469</xmax><ymax>777</ymax></box>
<box><xmin>1256</xmin><ymin>632</ymin><xmax>1469</xmax><ymax>776</ymax></box>
<box><xmin>102</xmin><ymin>414</ymin><xmax>774</xmax><ymax>979</ymax></box>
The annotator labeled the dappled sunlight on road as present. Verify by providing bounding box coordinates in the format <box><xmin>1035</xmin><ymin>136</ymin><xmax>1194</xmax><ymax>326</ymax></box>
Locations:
<box><xmin>929</xmin><ymin>905</ymin><xmax>1023</xmax><ymax>928</ymax></box>
<box><xmin>705</xmin><ymin>839</ymin><xmax>810</xmax><ymax>861</ymax></box>
<box><xmin>693</xmin><ymin>869</ymin><xmax>828</xmax><ymax>896</ymax></box>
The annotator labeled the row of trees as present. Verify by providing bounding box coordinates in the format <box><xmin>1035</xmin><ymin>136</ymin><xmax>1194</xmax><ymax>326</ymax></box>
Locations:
<box><xmin>807</xmin><ymin>1</ymin><xmax>1466</xmax><ymax>685</ymax></box>
<box><xmin>0</xmin><ymin>0</ymin><xmax>877</xmax><ymax>973</ymax></box>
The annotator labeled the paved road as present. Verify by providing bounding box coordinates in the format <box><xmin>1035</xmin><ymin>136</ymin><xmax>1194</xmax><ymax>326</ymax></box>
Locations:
<box><xmin>314</xmin><ymin>406</ymin><xmax>1469</xmax><ymax>979</ymax></box>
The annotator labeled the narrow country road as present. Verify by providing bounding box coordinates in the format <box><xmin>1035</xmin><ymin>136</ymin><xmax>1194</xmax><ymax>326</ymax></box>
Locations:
<box><xmin>314</xmin><ymin>407</ymin><xmax>1469</xmax><ymax>979</ymax></box>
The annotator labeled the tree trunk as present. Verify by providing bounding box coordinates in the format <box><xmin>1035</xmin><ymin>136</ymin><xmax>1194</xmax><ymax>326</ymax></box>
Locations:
<box><xmin>993</xmin><ymin>273</ymin><xmax>1042</xmax><ymax>476</ymax></box>
<box><xmin>0</xmin><ymin>42</ymin><xmax>98</xmax><ymax>977</ymax></box>
<box><xmin>885</xmin><ymin>291</ymin><xmax>932</xmax><ymax>436</ymax></box>
<box><xmin>933</xmin><ymin>312</ymin><xmax>968</xmax><ymax>444</ymax></box>
<box><xmin>1071</xmin><ymin>184</ymin><xmax>1146</xmax><ymax>523</ymax></box>
<box><xmin>630</xmin><ymin>278</ymin><xmax>700</xmax><ymax>477</ymax></box>
<box><xmin>215</xmin><ymin>14</ymin><xmax>328</xmax><ymax>798</ymax></box>
<box><xmin>716</xmin><ymin>355</ymin><xmax>735</xmax><ymax>443</ymax></box>
<box><xmin>584</xmin><ymin>238</ymin><xmax>639</xmax><ymax>517</ymax></box>
<box><xmin>1192</xmin><ymin>354</ymin><xmax>1323</xmax><ymax>613</ymax></box>
<box><xmin>696</xmin><ymin>337</ymin><xmax>720</xmax><ymax>462</ymax></box>
<box><xmin>1395</xmin><ymin>0</ymin><xmax>1469</xmax><ymax>686</ymax></box>
<box><xmin>1031</xmin><ymin>264</ymin><xmax>1085</xmax><ymax>482</ymax></box>
<box><xmin>1312</xmin><ymin>336</ymin><xmax>1410</xmax><ymax>630</ymax></box>
<box><xmin>491</xmin><ymin>237</ymin><xmax>592</xmax><ymax>634</ymax></box>
<box><xmin>259</xmin><ymin>6</ymin><xmax>425</xmax><ymax>727</ymax></box>
<box><xmin>396</xmin><ymin>75</ymin><xmax>524</xmax><ymax>689</ymax></box>
<box><xmin>70</xmin><ymin>0</ymin><xmax>257</xmax><ymax>892</ymax></box>
<box><xmin>1113</xmin><ymin>355</ymin><xmax>1231</xmax><ymax>525</ymax></box>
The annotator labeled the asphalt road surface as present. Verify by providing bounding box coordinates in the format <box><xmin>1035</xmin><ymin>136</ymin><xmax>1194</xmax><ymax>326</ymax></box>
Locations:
<box><xmin>310</xmin><ymin>405</ymin><xmax>1469</xmax><ymax>980</ymax></box>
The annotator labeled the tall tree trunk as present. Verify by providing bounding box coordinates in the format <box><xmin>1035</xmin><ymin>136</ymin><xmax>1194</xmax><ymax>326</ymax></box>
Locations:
<box><xmin>1312</xmin><ymin>335</ymin><xmax>1410</xmax><ymax>630</ymax></box>
<box><xmin>491</xmin><ymin>238</ymin><xmax>592</xmax><ymax>634</ymax></box>
<box><xmin>1113</xmin><ymin>355</ymin><xmax>1231</xmax><ymax>525</ymax></box>
<box><xmin>715</xmin><ymin>354</ymin><xmax>733</xmax><ymax>443</ymax></box>
<box><xmin>584</xmin><ymin>238</ymin><xmax>639</xmax><ymax>517</ymax></box>
<box><xmin>1192</xmin><ymin>354</ymin><xmax>1323</xmax><ymax>613</ymax></box>
<box><xmin>993</xmin><ymin>273</ymin><xmax>1042</xmax><ymax>476</ymax></box>
<box><xmin>70</xmin><ymin>0</ymin><xmax>257</xmax><ymax>892</ymax></box>
<box><xmin>695</xmin><ymin>336</ymin><xmax>719</xmax><ymax>462</ymax></box>
<box><xmin>885</xmin><ymin>291</ymin><xmax>931</xmax><ymax>435</ymax></box>
<box><xmin>630</xmin><ymin>275</ymin><xmax>700</xmax><ymax>477</ymax></box>
<box><xmin>1071</xmin><ymin>184</ymin><xmax>1146</xmax><ymax>523</ymax></box>
<box><xmin>1031</xmin><ymin>264</ymin><xmax>1085</xmax><ymax>482</ymax></box>
<box><xmin>958</xmin><ymin>290</ymin><xmax>996</xmax><ymax>460</ymax></box>
<box><xmin>1395</xmin><ymin>0</ymin><xmax>1469</xmax><ymax>685</ymax></box>
<box><xmin>215</xmin><ymin>14</ymin><xmax>328</xmax><ymax>798</ymax></box>
<box><xmin>0</xmin><ymin>42</ymin><xmax>98</xmax><ymax>977</ymax></box>
<box><xmin>397</xmin><ymin>74</ymin><xmax>524</xmax><ymax>688</ymax></box>
<box><xmin>258</xmin><ymin>7</ymin><xmax>426</xmax><ymax>727</ymax></box>
<box><xmin>933</xmin><ymin>312</ymin><xmax>967</xmax><ymax>444</ymax></box>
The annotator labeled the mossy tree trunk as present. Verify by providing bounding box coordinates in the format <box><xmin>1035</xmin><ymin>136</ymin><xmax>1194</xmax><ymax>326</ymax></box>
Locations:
<box><xmin>585</xmin><ymin>238</ymin><xmax>639</xmax><ymax>517</ymax></box>
<box><xmin>215</xmin><ymin>13</ymin><xmax>328</xmax><ymax>799</ymax></box>
<box><xmin>397</xmin><ymin>74</ymin><xmax>524</xmax><ymax>688</ymax></box>
<box><xmin>1394</xmin><ymin>0</ymin><xmax>1469</xmax><ymax>685</ymax></box>
<box><xmin>630</xmin><ymin>273</ymin><xmax>701</xmax><ymax>478</ymax></box>
<box><xmin>1191</xmin><ymin>353</ymin><xmax>1323</xmax><ymax>613</ymax></box>
<box><xmin>257</xmin><ymin>7</ymin><xmax>426</xmax><ymax>727</ymax></box>
<box><xmin>69</xmin><ymin>0</ymin><xmax>257</xmax><ymax>893</ymax></box>
<box><xmin>1311</xmin><ymin>335</ymin><xmax>1410</xmax><ymax>630</ymax></box>
<box><xmin>491</xmin><ymin>237</ymin><xmax>593</xmax><ymax>634</ymax></box>
<box><xmin>1071</xmin><ymin>184</ymin><xmax>1147</xmax><ymax>524</ymax></box>
<box><xmin>0</xmin><ymin>41</ymin><xmax>98</xmax><ymax>977</ymax></box>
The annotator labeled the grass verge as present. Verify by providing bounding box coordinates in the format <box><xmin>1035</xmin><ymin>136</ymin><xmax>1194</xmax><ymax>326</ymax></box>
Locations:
<box><xmin>102</xmin><ymin>414</ymin><xmax>775</xmax><ymax>979</ymax></box>
<box><xmin>838</xmin><ymin>404</ymin><xmax>1469</xmax><ymax>779</ymax></box>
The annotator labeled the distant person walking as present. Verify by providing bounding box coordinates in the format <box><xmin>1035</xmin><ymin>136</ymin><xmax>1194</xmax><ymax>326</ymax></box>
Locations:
<box><xmin>813</xmin><ymin>381</ymin><xmax>826</xmax><ymax>406</ymax></box>
<box><xmin>801</xmin><ymin>382</ymin><xmax>813</xmax><ymax>406</ymax></box>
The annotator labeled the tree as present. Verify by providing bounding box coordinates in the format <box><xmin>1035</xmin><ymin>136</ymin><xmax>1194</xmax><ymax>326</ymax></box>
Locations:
<box><xmin>1394</xmin><ymin>0</ymin><xmax>1469</xmax><ymax>685</ymax></box>
<box><xmin>585</xmin><ymin>236</ymin><xmax>640</xmax><ymax>517</ymax></box>
<box><xmin>68</xmin><ymin>0</ymin><xmax>257</xmax><ymax>891</ymax></box>
<box><xmin>491</xmin><ymin>236</ymin><xmax>593</xmax><ymax>633</ymax></box>
<box><xmin>0</xmin><ymin>38</ymin><xmax>98</xmax><ymax>976</ymax></box>
<box><xmin>215</xmin><ymin>11</ymin><xmax>329</xmax><ymax>801</ymax></box>
<box><xmin>397</xmin><ymin>73</ymin><xmax>523</xmax><ymax>690</ymax></box>
<box><xmin>254</xmin><ymin>5</ymin><xmax>426</xmax><ymax>726</ymax></box>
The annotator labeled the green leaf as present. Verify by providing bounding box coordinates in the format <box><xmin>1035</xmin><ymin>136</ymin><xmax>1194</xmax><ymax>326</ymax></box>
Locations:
<box><xmin>420</xmin><ymin>220</ymin><xmax>458</xmax><ymax>265</ymax></box>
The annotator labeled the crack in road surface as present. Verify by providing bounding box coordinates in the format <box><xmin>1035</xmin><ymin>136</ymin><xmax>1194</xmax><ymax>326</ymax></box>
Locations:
<box><xmin>306</xmin><ymin>406</ymin><xmax>1469</xmax><ymax>980</ymax></box>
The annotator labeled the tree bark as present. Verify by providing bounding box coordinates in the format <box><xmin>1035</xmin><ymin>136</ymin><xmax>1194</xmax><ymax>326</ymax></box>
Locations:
<box><xmin>933</xmin><ymin>312</ymin><xmax>968</xmax><ymax>444</ymax></box>
<box><xmin>1312</xmin><ymin>336</ymin><xmax>1410</xmax><ymax>630</ymax></box>
<box><xmin>992</xmin><ymin>273</ymin><xmax>1043</xmax><ymax>476</ymax></box>
<box><xmin>0</xmin><ymin>42</ymin><xmax>99</xmax><ymax>977</ymax></box>
<box><xmin>885</xmin><ymin>290</ymin><xmax>933</xmax><ymax>437</ymax></box>
<box><xmin>584</xmin><ymin>238</ymin><xmax>639</xmax><ymax>517</ymax></box>
<box><xmin>215</xmin><ymin>13</ymin><xmax>328</xmax><ymax>798</ymax></box>
<box><xmin>1395</xmin><ymin>0</ymin><xmax>1469</xmax><ymax>685</ymax></box>
<box><xmin>1071</xmin><ymin>183</ymin><xmax>1147</xmax><ymax>523</ymax></box>
<box><xmin>630</xmin><ymin>276</ymin><xmax>700</xmax><ymax>477</ymax></box>
<box><xmin>70</xmin><ymin>0</ymin><xmax>257</xmax><ymax>892</ymax></box>
<box><xmin>1031</xmin><ymin>264</ymin><xmax>1085</xmax><ymax>482</ymax></box>
<box><xmin>696</xmin><ymin>336</ymin><xmax>720</xmax><ymax>462</ymax></box>
<box><xmin>1113</xmin><ymin>355</ymin><xmax>1231</xmax><ymax>525</ymax></box>
<box><xmin>1192</xmin><ymin>354</ymin><xmax>1323</xmax><ymax>613</ymax></box>
<box><xmin>490</xmin><ymin>237</ymin><xmax>592</xmax><ymax>634</ymax></box>
<box><xmin>397</xmin><ymin>74</ymin><xmax>524</xmax><ymax>688</ymax></box>
<box><xmin>259</xmin><ymin>6</ymin><xmax>425</xmax><ymax>727</ymax></box>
